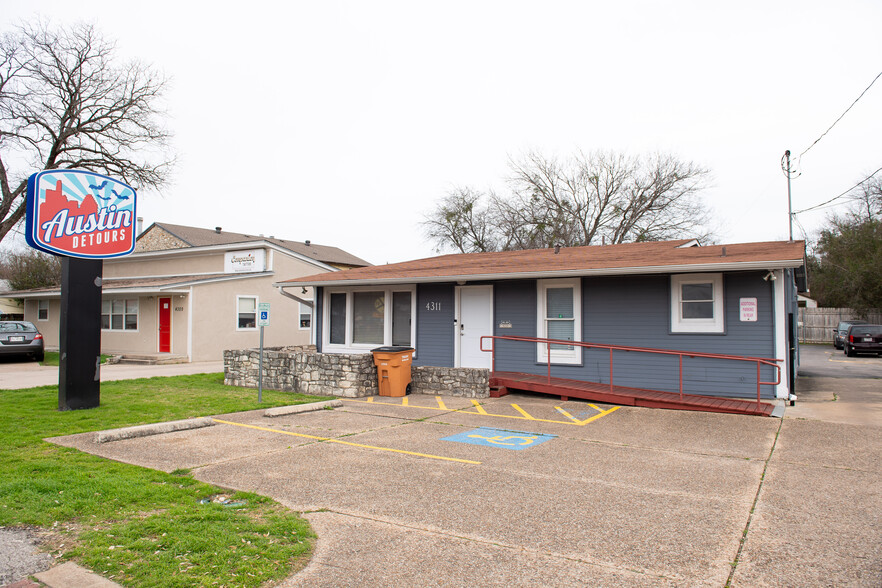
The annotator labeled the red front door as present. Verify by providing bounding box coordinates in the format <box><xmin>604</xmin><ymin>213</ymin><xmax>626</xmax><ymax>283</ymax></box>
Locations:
<box><xmin>158</xmin><ymin>297</ymin><xmax>171</xmax><ymax>352</ymax></box>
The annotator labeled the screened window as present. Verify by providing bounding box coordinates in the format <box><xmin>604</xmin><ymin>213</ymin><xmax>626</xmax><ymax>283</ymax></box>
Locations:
<box><xmin>671</xmin><ymin>274</ymin><xmax>724</xmax><ymax>333</ymax></box>
<box><xmin>237</xmin><ymin>296</ymin><xmax>257</xmax><ymax>329</ymax></box>
<box><xmin>37</xmin><ymin>300</ymin><xmax>49</xmax><ymax>321</ymax></box>
<box><xmin>536</xmin><ymin>279</ymin><xmax>581</xmax><ymax>364</ymax></box>
<box><xmin>352</xmin><ymin>291</ymin><xmax>384</xmax><ymax>345</ymax></box>
<box><xmin>102</xmin><ymin>299</ymin><xmax>138</xmax><ymax>331</ymax></box>
<box><xmin>329</xmin><ymin>293</ymin><xmax>346</xmax><ymax>344</ymax></box>
<box><xmin>299</xmin><ymin>302</ymin><xmax>312</xmax><ymax>330</ymax></box>
<box><xmin>324</xmin><ymin>288</ymin><xmax>415</xmax><ymax>351</ymax></box>
<box><xmin>392</xmin><ymin>291</ymin><xmax>412</xmax><ymax>346</ymax></box>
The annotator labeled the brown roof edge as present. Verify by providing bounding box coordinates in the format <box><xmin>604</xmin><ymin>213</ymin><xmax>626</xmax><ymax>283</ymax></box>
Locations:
<box><xmin>276</xmin><ymin>239</ymin><xmax>806</xmax><ymax>286</ymax></box>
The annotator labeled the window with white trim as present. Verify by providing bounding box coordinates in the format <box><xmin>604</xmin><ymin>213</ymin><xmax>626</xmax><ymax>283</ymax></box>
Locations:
<box><xmin>298</xmin><ymin>302</ymin><xmax>312</xmax><ymax>330</ymax></box>
<box><xmin>670</xmin><ymin>273</ymin><xmax>724</xmax><ymax>333</ymax></box>
<box><xmin>536</xmin><ymin>278</ymin><xmax>582</xmax><ymax>364</ymax></box>
<box><xmin>37</xmin><ymin>300</ymin><xmax>49</xmax><ymax>321</ymax></box>
<box><xmin>323</xmin><ymin>287</ymin><xmax>415</xmax><ymax>351</ymax></box>
<box><xmin>237</xmin><ymin>296</ymin><xmax>257</xmax><ymax>330</ymax></box>
<box><xmin>102</xmin><ymin>299</ymin><xmax>138</xmax><ymax>331</ymax></box>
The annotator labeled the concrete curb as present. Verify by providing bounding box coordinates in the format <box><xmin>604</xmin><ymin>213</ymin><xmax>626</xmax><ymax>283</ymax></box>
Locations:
<box><xmin>264</xmin><ymin>399</ymin><xmax>343</xmax><ymax>417</ymax></box>
<box><xmin>96</xmin><ymin>417</ymin><xmax>215</xmax><ymax>443</ymax></box>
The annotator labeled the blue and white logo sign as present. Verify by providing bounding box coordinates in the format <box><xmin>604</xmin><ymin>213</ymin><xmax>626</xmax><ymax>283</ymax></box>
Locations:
<box><xmin>441</xmin><ymin>427</ymin><xmax>556</xmax><ymax>451</ymax></box>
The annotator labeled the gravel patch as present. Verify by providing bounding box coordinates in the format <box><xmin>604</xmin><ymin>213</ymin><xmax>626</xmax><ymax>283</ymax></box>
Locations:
<box><xmin>0</xmin><ymin>527</ymin><xmax>52</xmax><ymax>585</ymax></box>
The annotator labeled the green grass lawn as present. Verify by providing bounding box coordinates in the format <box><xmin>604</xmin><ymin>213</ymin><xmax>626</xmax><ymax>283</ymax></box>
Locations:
<box><xmin>39</xmin><ymin>351</ymin><xmax>111</xmax><ymax>366</ymax></box>
<box><xmin>0</xmin><ymin>374</ymin><xmax>331</xmax><ymax>587</ymax></box>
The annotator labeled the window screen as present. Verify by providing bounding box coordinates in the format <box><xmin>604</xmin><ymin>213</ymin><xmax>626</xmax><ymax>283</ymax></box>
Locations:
<box><xmin>546</xmin><ymin>287</ymin><xmax>574</xmax><ymax>350</ymax></box>
<box><xmin>352</xmin><ymin>291</ymin><xmax>384</xmax><ymax>344</ymax></box>
<box><xmin>238</xmin><ymin>297</ymin><xmax>256</xmax><ymax>328</ymax></box>
<box><xmin>329</xmin><ymin>293</ymin><xmax>346</xmax><ymax>344</ymax></box>
<box><xmin>681</xmin><ymin>283</ymin><xmax>714</xmax><ymax>319</ymax></box>
<box><xmin>392</xmin><ymin>292</ymin><xmax>411</xmax><ymax>346</ymax></box>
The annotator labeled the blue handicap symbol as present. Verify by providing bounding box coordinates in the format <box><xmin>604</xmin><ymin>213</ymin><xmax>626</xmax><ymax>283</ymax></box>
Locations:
<box><xmin>260</xmin><ymin>311</ymin><xmax>268</xmax><ymax>320</ymax></box>
<box><xmin>441</xmin><ymin>427</ymin><xmax>556</xmax><ymax>451</ymax></box>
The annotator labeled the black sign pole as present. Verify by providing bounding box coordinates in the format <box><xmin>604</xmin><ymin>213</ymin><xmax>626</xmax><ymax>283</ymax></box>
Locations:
<box><xmin>58</xmin><ymin>256</ymin><xmax>104</xmax><ymax>410</ymax></box>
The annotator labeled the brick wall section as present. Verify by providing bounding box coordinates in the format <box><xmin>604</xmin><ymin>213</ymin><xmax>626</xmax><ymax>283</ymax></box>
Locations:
<box><xmin>224</xmin><ymin>347</ymin><xmax>489</xmax><ymax>398</ymax></box>
<box><xmin>135</xmin><ymin>227</ymin><xmax>189</xmax><ymax>252</ymax></box>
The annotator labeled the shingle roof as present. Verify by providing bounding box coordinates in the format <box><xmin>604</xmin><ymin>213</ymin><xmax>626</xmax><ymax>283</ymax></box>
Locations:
<box><xmin>277</xmin><ymin>239</ymin><xmax>806</xmax><ymax>286</ymax></box>
<box><xmin>147</xmin><ymin>223</ymin><xmax>371</xmax><ymax>268</ymax></box>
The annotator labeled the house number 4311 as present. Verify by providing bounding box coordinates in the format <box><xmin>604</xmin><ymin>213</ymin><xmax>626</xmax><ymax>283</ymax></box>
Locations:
<box><xmin>425</xmin><ymin>302</ymin><xmax>441</xmax><ymax>311</ymax></box>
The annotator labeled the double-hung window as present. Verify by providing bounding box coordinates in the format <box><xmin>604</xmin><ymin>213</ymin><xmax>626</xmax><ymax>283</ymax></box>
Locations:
<box><xmin>536</xmin><ymin>278</ymin><xmax>582</xmax><ymax>364</ymax></box>
<box><xmin>670</xmin><ymin>273</ymin><xmax>724</xmax><ymax>333</ymax></box>
<box><xmin>37</xmin><ymin>300</ymin><xmax>49</xmax><ymax>321</ymax></box>
<box><xmin>237</xmin><ymin>296</ymin><xmax>257</xmax><ymax>330</ymax></box>
<box><xmin>102</xmin><ymin>299</ymin><xmax>138</xmax><ymax>331</ymax></box>
<box><xmin>323</xmin><ymin>288</ymin><xmax>415</xmax><ymax>351</ymax></box>
<box><xmin>299</xmin><ymin>302</ymin><xmax>312</xmax><ymax>330</ymax></box>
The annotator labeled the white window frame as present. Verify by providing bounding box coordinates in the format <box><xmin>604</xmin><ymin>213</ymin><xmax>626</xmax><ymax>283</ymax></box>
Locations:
<box><xmin>37</xmin><ymin>300</ymin><xmax>49</xmax><ymax>321</ymax></box>
<box><xmin>236</xmin><ymin>295</ymin><xmax>259</xmax><ymax>331</ymax></box>
<box><xmin>536</xmin><ymin>278</ymin><xmax>582</xmax><ymax>365</ymax></box>
<box><xmin>670</xmin><ymin>273</ymin><xmax>725</xmax><ymax>333</ymax></box>
<box><xmin>322</xmin><ymin>286</ymin><xmax>417</xmax><ymax>354</ymax></box>
<box><xmin>298</xmin><ymin>301</ymin><xmax>312</xmax><ymax>331</ymax></box>
<box><xmin>102</xmin><ymin>298</ymin><xmax>140</xmax><ymax>332</ymax></box>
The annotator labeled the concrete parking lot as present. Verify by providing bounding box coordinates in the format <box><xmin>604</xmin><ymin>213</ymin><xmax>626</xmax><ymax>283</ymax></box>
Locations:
<box><xmin>51</xmin><ymin>358</ymin><xmax>881</xmax><ymax>587</ymax></box>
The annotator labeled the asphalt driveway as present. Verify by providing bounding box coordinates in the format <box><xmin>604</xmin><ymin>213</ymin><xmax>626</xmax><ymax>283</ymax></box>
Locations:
<box><xmin>51</xmin><ymin>385</ymin><xmax>881</xmax><ymax>587</ymax></box>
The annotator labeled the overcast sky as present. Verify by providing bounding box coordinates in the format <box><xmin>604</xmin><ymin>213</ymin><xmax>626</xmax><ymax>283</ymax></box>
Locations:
<box><xmin>4</xmin><ymin>1</ymin><xmax>881</xmax><ymax>264</ymax></box>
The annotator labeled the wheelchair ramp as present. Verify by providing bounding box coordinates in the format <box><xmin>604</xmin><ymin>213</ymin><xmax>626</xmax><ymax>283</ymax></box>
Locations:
<box><xmin>490</xmin><ymin>371</ymin><xmax>776</xmax><ymax>417</ymax></box>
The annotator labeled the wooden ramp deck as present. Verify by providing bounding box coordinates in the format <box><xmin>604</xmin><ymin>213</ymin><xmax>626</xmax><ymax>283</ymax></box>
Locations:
<box><xmin>490</xmin><ymin>371</ymin><xmax>776</xmax><ymax>417</ymax></box>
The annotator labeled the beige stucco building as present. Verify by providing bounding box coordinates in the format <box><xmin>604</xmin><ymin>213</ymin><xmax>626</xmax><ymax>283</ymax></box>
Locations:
<box><xmin>8</xmin><ymin>223</ymin><xmax>369</xmax><ymax>361</ymax></box>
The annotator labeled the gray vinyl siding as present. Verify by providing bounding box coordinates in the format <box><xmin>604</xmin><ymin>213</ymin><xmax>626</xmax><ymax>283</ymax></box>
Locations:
<box><xmin>488</xmin><ymin>272</ymin><xmax>779</xmax><ymax>399</ymax></box>
<box><xmin>493</xmin><ymin>280</ymin><xmax>537</xmax><ymax>370</ymax></box>
<box><xmin>414</xmin><ymin>283</ymin><xmax>455</xmax><ymax>367</ymax></box>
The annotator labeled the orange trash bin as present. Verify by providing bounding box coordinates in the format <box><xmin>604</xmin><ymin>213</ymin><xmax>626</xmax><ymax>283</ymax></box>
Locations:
<box><xmin>371</xmin><ymin>346</ymin><xmax>414</xmax><ymax>397</ymax></box>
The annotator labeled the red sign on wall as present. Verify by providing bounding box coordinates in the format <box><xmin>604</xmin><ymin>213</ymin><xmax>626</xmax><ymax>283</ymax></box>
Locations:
<box><xmin>25</xmin><ymin>170</ymin><xmax>137</xmax><ymax>259</ymax></box>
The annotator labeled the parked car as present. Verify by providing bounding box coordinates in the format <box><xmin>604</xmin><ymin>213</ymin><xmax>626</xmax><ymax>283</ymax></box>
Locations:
<box><xmin>833</xmin><ymin>320</ymin><xmax>867</xmax><ymax>349</ymax></box>
<box><xmin>843</xmin><ymin>324</ymin><xmax>882</xmax><ymax>357</ymax></box>
<box><xmin>0</xmin><ymin>321</ymin><xmax>44</xmax><ymax>362</ymax></box>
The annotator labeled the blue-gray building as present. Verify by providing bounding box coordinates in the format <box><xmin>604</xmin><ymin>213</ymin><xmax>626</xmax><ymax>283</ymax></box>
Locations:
<box><xmin>276</xmin><ymin>239</ymin><xmax>805</xmax><ymax>400</ymax></box>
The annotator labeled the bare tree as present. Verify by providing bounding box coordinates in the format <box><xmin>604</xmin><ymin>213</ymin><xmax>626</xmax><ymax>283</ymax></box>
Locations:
<box><xmin>0</xmin><ymin>21</ymin><xmax>173</xmax><ymax>244</ymax></box>
<box><xmin>423</xmin><ymin>187</ymin><xmax>499</xmax><ymax>253</ymax></box>
<box><xmin>423</xmin><ymin>150</ymin><xmax>713</xmax><ymax>253</ymax></box>
<box><xmin>847</xmin><ymin>175</ymin><xmax>882</xmax><ymax>222</ymax></box>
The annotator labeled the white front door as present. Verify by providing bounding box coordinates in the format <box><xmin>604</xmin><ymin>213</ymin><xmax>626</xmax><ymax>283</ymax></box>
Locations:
<box><xmin>457</xmin><ymin>286</ymin><xmax>493</xmax><ymax>369</ymax></box>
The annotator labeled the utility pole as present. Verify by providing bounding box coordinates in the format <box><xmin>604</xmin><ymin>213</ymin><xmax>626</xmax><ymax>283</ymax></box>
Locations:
<box><xmin>781</xmin><ymin>150</ymin><xmax>794</xmax><ymax>241</ymax></box>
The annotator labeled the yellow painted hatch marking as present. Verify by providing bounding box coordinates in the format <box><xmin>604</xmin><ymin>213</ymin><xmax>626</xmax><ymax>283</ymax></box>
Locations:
<box><xmin>554</xmin><ymin>406</ymin><xmax>579</xmax><ymax>422</ymax></box>
<box><xmin>511</xmin><ymin>403</ymin><xmax>536</xmax><ymax>420</ymax></box>
<box><xmin>343</xmin><ymin>397</ymin><xmax>622</xmax><ymax>427</ymax></box>
<box><xmin>579</xmin><ymin>406</ymin><xmax>621</xmax><ymax>424</ymax></box>
<box><xmin>212</xmin><ymin>419</ymin><xmax>481</xmax><ymax>465</ymax></box>
<box><xmin>471</xmin><ymin>399</ymin><xmax>489</xmax><ymax>415</ymax></box>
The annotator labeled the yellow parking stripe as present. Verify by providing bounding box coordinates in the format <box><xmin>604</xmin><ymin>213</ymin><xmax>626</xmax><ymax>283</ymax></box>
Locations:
<box><xmin>511</xmin><ymin>404</ymin><xmax>536</xmax><ymax>420</ymax></box>
<box><xmin>213</xmin><ymin>419</ymin><xmax>481</xmax><ymax>465</ymax></box>
<box><xmin>579</xmin><ymin>406</ymin><xmax>620</xmax><ymax>424</ymax></box>
<box><xmin>471</xmin><ymin>399</ymin><xmax>489</xmax><ymax>415</ymax></box>
<box><xmin>401</xmin><ymin>397</ymin><xmax>409</xmax><ymax>407</ymax></box>
<box><xmin>554</xmin><ymin>406</ymin><xmax>579</xmax><ymax>422</ymax></box>
<box><xmin>342</xmin><ymin>398</ymin><xmax>621</xmax><ymax>427</ymax></box>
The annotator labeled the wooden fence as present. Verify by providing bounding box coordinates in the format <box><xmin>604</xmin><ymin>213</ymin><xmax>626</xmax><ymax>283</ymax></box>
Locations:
<box><xmin>798</xmin><ymin>308</ymin><xmax>882</xmax><ymax>343</ymax></box>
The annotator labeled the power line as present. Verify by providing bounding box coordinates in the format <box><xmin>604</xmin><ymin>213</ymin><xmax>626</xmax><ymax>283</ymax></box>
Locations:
<box><xmin>792</xmin><ymin>166</ymin><xmax>882</xmax><ymax>215</ymax></box>
<box><xmin>797</xmin><ymin>69</ymin><xmax>882</xmax><ymax>166</ymax></box>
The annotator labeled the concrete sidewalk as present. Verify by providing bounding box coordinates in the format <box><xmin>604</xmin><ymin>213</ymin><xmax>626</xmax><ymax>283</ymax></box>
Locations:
<box><xmin>0</xmin><ymin>360</ymin><xmax>224</xmax><ymax>390</ymax></box>
<box><xmin>46</xmin><ymin>384</ymin><xmax>882</xmax><ymax>587</ymax></box>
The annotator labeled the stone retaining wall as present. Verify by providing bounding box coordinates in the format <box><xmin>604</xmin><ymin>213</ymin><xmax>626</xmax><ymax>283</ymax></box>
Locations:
<box><xmin>224</xmin><ymin>347</ymin><xmax>489</xmax><ymax>398</ymax></box>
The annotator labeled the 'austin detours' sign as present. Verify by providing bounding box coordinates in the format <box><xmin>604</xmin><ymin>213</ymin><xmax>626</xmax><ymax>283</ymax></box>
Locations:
<box><xmin>25</xmin><ymin>169</ymin><xmax>137</xmax><ymax>259</ymax></box>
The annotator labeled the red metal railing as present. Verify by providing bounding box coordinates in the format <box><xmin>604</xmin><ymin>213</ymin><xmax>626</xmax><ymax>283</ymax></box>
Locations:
<box><xmin>480</xmin><ymin>335</ymin><xmax>782</xmax><ymax>409</ymax></box>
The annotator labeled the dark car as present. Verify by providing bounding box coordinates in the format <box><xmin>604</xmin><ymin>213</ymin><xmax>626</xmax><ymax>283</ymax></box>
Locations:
<box><xmin>0</xmin><ymin>321</ymin><xmax>44</xmax><ymax>362</ymax></box>
<box><xmin>843</xmin><ymin>324</ymin><xmax>882</xmax><ymax>357</ymax></box>
<box><xmin>833</xmin><ymin>320</ymin><xmax>867</xmax><ymax>350</ymax></box>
